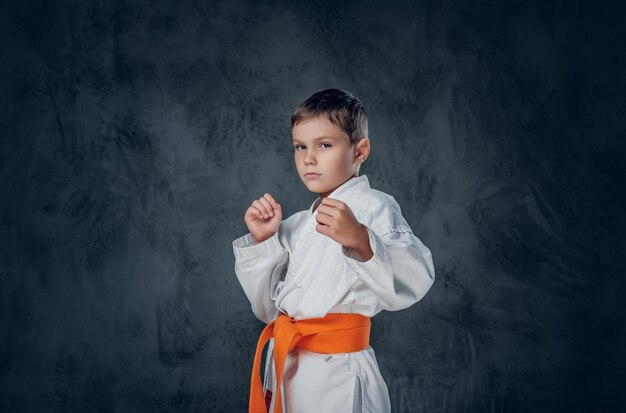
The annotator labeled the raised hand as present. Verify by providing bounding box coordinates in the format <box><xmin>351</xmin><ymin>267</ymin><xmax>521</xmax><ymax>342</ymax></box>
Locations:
<box><xmin>315</xmin><ymin>197</ymin><xmax>373</xmax><ymax>260</ymax></box>
<box><xmin>244</xmin><ymin>193</ymin><xmax>283</xmax><ymax>243</ymax></box>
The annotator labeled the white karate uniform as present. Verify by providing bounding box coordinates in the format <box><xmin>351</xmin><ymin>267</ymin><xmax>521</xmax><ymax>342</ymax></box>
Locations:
<box><xmin>232</xmin><ymin>174</ymin><xmax>435</xmax><ymax>413</ymax></box>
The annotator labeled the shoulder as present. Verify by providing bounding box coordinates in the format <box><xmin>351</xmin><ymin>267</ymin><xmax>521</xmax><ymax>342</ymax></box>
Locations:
<box><xmin>352</xmin><ymin>187</ymin><xmax>413</xmax><ymax>236</ymax></box>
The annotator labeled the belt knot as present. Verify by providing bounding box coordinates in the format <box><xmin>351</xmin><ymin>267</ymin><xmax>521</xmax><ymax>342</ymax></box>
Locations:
<box><xmin>248</xmin><ymin>312</ymin><xmax>371</xmax><ymax>413</ymax></box>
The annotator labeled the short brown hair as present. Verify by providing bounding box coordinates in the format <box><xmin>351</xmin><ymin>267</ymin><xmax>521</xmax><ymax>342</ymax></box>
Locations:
<box><xmin>291</xmin><ymin>88</ymin><xmax>368</xmax><ymax>146</ymax></box>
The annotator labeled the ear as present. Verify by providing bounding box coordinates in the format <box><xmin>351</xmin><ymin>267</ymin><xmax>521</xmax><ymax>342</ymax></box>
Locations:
<box><xmin>354</xmin><ymin>137</ymin><xmax>370</xmax><ymax>163</ymax></box>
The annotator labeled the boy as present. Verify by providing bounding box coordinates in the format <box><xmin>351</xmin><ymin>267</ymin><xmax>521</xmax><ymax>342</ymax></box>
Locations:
<box><xmin>232</xmin><ymin>89</ymin><xmax>435</xmax><ymax>413</ymax></box>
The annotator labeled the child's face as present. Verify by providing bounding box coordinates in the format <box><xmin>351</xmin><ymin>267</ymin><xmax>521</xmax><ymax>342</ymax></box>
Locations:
<box><xmin>292</xmin><ymin>116</ymin><xmax>361</xmax><ymax>197</ymax></box>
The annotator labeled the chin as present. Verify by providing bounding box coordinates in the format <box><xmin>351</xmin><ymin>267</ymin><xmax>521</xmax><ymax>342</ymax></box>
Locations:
<box><xmin>302</xmin><ymin>181</ymin><xmax>326</xmax><ymax>193</ymax></box>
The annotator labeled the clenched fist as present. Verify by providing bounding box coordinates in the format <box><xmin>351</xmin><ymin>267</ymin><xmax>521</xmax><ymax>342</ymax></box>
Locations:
<box><xmin>244</xmin><ymin>193</ymin><xmax>282</xmax><ymax>243</ymax></box>
<box><xmin>315</xmin><ymin>197</ymin><xmax>373</xmax><ymax>260</ymax></box>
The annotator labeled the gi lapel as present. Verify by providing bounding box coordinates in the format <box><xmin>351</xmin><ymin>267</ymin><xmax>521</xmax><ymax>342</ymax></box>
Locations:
<box><xmin>285</xmin><ymin>175</ymin><xmax>370</xmax><ymax>281</ymax></box>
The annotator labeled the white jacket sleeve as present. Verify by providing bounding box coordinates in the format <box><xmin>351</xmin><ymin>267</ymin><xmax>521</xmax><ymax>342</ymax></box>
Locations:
<box><xmin>341</xmin><ymin>197</ymin><xmax>435</xmax><ymax>311</ymax></box>
<box><xmin>232</xmin><ymin>230</ymin><xmax>288</xmax><ymax>324</ymax></box>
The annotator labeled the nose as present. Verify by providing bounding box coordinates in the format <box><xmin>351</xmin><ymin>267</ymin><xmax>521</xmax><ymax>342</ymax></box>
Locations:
<box><xmin>304</xmin><ymin>149</ymin><xmax>316</xmax><ymax>165</ymax></box>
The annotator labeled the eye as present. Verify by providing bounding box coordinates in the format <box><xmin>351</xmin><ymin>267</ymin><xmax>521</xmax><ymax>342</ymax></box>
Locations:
<box><xmin>320</xmin><ymin>143</ymin><xmax>332</xmax><ymax>148</ymax></box>
<box><xmin>294</xmin><ymin>144</ymin><xmax>305</xmax><ymax>151</ymax></box>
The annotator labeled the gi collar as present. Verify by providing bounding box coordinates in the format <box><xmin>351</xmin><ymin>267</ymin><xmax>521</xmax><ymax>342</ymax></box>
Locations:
<box><xmin>308</xmin><ymin>174</ymin><xmax>370</xmax><ymax>215</ymax></box>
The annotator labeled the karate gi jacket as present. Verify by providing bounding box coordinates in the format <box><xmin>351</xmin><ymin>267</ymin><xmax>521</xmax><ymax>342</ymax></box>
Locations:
<box><xmin>232</xmin><ymin>174</ymin><xmax>435</xmax><ymax>413</ymax></box>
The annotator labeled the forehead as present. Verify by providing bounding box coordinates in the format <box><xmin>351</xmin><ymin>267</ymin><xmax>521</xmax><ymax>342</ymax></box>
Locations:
<box><xmin>292</xmin><ymin>116</ymin><xmax>349</xmax><ymax>142</ymax></box>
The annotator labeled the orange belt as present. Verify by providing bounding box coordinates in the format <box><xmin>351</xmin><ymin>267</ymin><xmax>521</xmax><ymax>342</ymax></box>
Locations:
<box><xmin>248</xmin><ymin>312</ymin><xmax>371</xmax><ymax>413</ymax></box>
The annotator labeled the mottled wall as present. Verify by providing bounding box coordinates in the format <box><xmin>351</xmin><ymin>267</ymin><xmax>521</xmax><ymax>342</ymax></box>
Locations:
<box><xmin>1</xmin><ymin>0</ymin><xmax>625</xmax><ymax>412</ymax></box>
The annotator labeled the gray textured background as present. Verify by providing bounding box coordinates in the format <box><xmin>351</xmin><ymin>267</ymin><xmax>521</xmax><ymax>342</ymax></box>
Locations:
<box><xmin>1</xmin><ymin>0</ymin><xmax>625</xmax><ymax>412</ymax></box>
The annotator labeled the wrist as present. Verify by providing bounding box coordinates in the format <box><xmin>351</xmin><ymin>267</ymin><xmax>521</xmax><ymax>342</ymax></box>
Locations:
<box><xmin>353</xmin><ymin>224</ymin><xmax>373</xmax><ymax>260</ymax></box>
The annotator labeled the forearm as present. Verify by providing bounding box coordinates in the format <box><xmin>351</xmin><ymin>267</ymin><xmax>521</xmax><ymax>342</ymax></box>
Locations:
<box><xmin>343</xmin><ymin>225</ymin><xmax>435</xmax><ymax>311</ymax></box>
<box><xmin>232</xmin><ymin>231</ymin><xmax>287</xmax><ymax>324</ymax></box>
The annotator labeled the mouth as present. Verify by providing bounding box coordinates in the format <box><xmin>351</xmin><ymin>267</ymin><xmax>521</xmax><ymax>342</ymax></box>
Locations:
<box><xmin>304</xmin><ymin>173</ymin><xmax>321</xmax><ymax>176</ymax></box>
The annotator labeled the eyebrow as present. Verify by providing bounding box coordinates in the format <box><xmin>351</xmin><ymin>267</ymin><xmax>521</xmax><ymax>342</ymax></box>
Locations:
<box><xmin>292</xmin><ymin>135</ymin><xmax>339</xmax><ymax>143</ymax></box>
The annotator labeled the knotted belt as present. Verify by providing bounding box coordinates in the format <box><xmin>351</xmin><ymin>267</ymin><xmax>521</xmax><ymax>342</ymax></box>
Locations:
<box><xmin>248</xmin><ymin>312</ymin><xmax>372</xmax><ymax>413</ymax></box>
